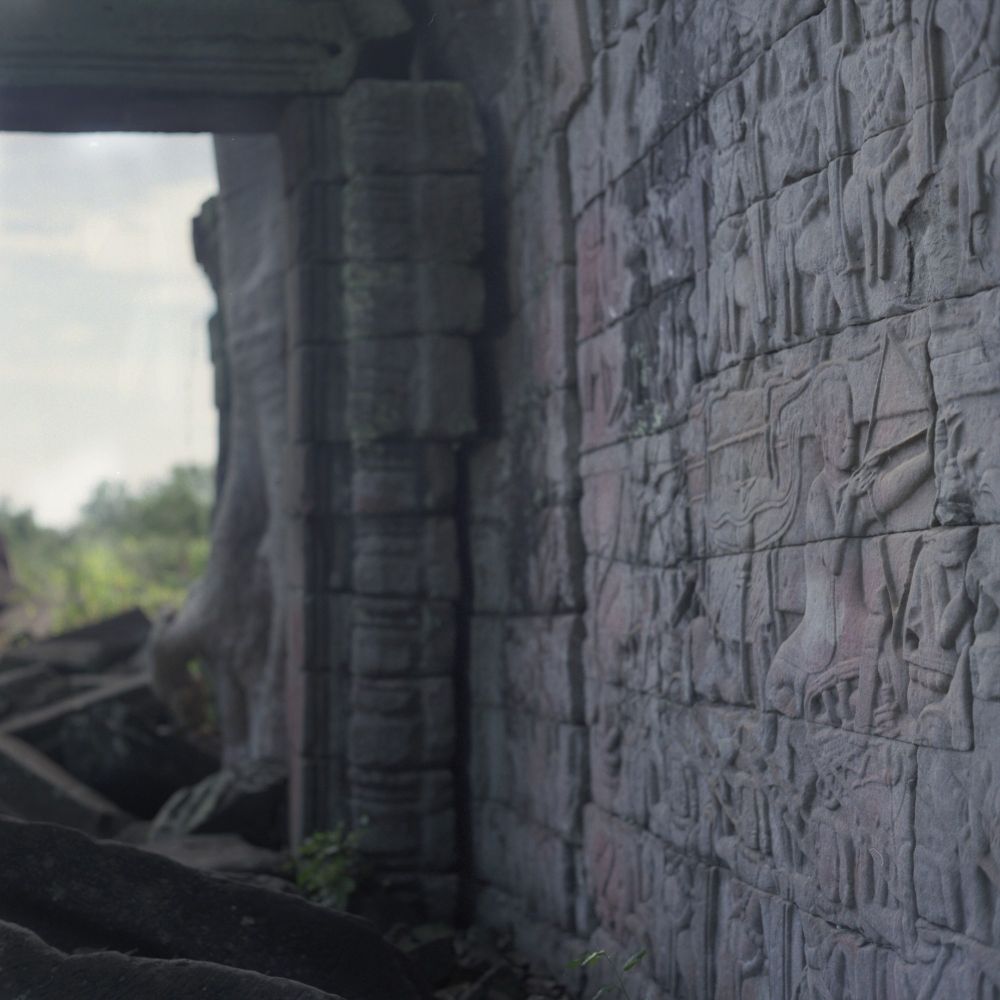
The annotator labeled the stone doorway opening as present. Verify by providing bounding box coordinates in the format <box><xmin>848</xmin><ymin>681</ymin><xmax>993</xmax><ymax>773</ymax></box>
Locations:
<box><xmin>0</xmin><ymin>130</ymin><xmax>218</xmax><ymax>636</ymax></box>
<box><xmin>0</xmin><ymin>2</ymin><xmax>486</xmax><ymax>928</ymax></box>
<box><xmin>0</xmin><ymin>128</ymin><xmax>228</xmax><ymax>832</ymax></box>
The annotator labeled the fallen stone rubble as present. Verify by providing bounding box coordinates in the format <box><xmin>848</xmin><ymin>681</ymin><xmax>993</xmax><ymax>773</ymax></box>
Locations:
<box><xmin>0</xmin><ymin>816</ymin><xmax>426</xmax><ymax>999</ymax></box>
<box><xmin>0</xmin><ymin>608</ymin><xmax>217</xmax><ymax>833</ymax></box>
<box><xmin>0</xmin><ymin>919</ymin><xmax>350</xmax><ymax>1000</ymax></box>
<box><xmin>0</xmin><ymin>611</ymin><xmax>575</xmax><ymax>999</ymax></box>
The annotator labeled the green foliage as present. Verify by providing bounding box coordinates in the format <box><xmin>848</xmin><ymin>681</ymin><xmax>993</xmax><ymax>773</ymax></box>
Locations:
<box><xmin>80</xmin><ymin>465</ymin><xmax>212</xmax><ymax>540</ymax></box>
<box><xmin>288</xmin><ymin>819</ymin><xmax>369</xmax><ymax>911</ymax></box>
<box><xmin>569</xmin><ymin>948</ymin><xmax>648</xmax><ymax>1000</ymax></box>
<box><xmin>0</xmin><ymin>464</ymin><xmax>213</xmax><ymax>635</ymax></box>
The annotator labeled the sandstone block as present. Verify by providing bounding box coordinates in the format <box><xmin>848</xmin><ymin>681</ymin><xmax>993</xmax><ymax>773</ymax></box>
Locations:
<box><xmin>0</xmin><ymin>920</ymin><xmax>345</xmax><ymax>1000</ymax></box>
<box><xmin>343</xmin><ymin>174</ymin><xmax>482</xmax><ymax>263</ymax></box>
<box><xmin>350</xmin><ymin>597</ymin><xmax>456</xmax><ymax>680</ymax></box>
<box><xmin>0</xmin><ymin>817</ymin><xmax>423</xmax><ymax>1000</ymax></box>
<box><xmin>504</xmin><ymin>614</ymin><xmax>585</xmax><ymax>723</ymax></box>
<box><xmin>352</xmin><ymin>516</ymin><xmax>460</xmax><ymax>600</ymax></box>
<box><xmin>341</xmin><ymin>80</ymin><xmax>484</xmax><ymax>175</ymax></box>
<box><xmin>285</xmin><ymin>263</ymin><xmax>344</xmax><ymax>347</ymax></box>
<box><xmin>343</xmin><ymin>260</ymin><xmax>483</xmax><ymax>338</ymax></box>
<box><xmin>351</xmin><ymin>442</ymin><xmax>456</xmax><ymax>515</ymax></box>
<box><xmin>474</xmin><ymin>801</ymin><xmax>578</xmax><ymax>928</ymax></box>
<box><xmin>348</xmin><ymin>675</ymin><xmax>454</xmax><ymax>770</ymax></box>
<box><xmin>347</xmin><ymin>335</ymin><xmax>476</xmax><ymax>442</ymax></box>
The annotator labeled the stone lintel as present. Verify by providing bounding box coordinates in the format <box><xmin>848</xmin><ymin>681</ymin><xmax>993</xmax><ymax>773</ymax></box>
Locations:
<box><xmin>0</xmin><ymin>0</ymin><xmax>412</xmax><ymax>131</ymax></box>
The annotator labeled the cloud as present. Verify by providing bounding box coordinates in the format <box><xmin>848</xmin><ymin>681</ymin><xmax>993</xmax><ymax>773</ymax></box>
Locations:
<box><xmin>0</xmin><ymin>175</ymin><xmax>215</xmax><ymax>284</ymax></box>
<box><xmin>0</xmin><ymin>132</ymin><xmax>219</xmax><ymax>526</ymax></box>
<box><xmin>20</xmin><ymin>443</ymin><xmax>126</xmax><ymax>528</ymax></box>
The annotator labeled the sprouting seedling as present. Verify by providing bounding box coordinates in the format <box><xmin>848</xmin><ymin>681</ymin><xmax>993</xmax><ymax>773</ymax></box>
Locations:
<box><xmin>287</xmin><ymin>817</ymin><xmax>370</xmax><ymax>910</ymax></box>
<box><xmin>569</xmin><ymin>948</ymin><xmax>648</xmax><ymax>1000</ymax></box>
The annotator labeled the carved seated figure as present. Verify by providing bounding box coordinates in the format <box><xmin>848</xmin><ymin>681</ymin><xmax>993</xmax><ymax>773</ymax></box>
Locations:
<box><xmin>765</xmin><ymin>365</ymin><xmax>932</xmax><ymax>721</ymax></box>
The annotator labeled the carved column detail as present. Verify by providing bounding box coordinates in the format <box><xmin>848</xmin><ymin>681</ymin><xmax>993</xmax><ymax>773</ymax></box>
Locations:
<box><xmin>282</xmin><ymin>80</ymin><xmax>484</xmax><ymax>917</ymax></box>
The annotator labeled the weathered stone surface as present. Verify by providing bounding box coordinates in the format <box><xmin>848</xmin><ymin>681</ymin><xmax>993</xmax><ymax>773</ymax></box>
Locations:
<box><xmin>457</xmin><ymin>0</ymin><xmax>1000</xmax><ymax>993</ymax></box>
<box><xmin>341</xmin><ymin>81</ymin><xmax>485</xmax><ymax>176</ymax></box>
<box><xmin>343</xmin><ymin>175</ymin><xmax>483</xmax><ymax>263</ymax></box>
<box><xmin>3</xmin><ymin>675</ymin><xmax>218</xmax><ymax>819</ymax></box>
<box><xmin>348</xmin><ymin>675</ymin><xmax>454</xmax><ymax>769</ymax></box>
<box><xmin>351</xmin><ymin>598</ymin><xmax>455</xmax><ymax>680</ymax></box>
<box><xmin>0</xmin><ymin>732</ymin><xmax>128</xmax><ymax>836</ymax></box>
<box><xmin>0</xmin><ymin>920</ymin><xmax>346</xmax><ymax>1000</ymax></box>
<box><xmin>149</xmin><ymin>758</ymin><xmax>287</xmax><ymax>849</ymax></box>
<box><xmin>0</xmin><ymin>607</ymin><xmax>151</xmax><ymax>672</ymax></box>
<box><xmin>0</xmin><ymin>0</ymin><xmax>411</xmax><ymax>103</ymax></box>
<box><xmin>348</xmin><ymin>767</ymin><xmax>455</xmax><ymax>875</ymax></box>
<box><xmin>343</xmin><ymin>260</ymin><xmax>484</xmax><ymax>338</ymax></box>
<box><xmin>347</xmin><ymin>335</ymin><xmax>476</xmax><ymax>442</ymax></box>
<box><xmin>13</xmin><ymin>0</ymin><xmax>1000</xmax><ymax>992</ymax></box>
<box><xmin>351</xmin><ymin>443</ymin><xmax>456</xmax><ymax>515</ymax></box>
<box><xmin>0</xmin><ymin>817</ymin><xmax>424</xmax><ymax>1000</ymax></box>
<box><xmin>140</xmin><ymin>832</ymin><xmax>286</xmax><ymax>876</ymax></box>
<box><xmin>474</xmin><ymin>802</ymin><xmax>580</xmax><ymax>930</ymax></box>
<box><xmin>353</xmin><ymin>517</ymin><xmax>460</xmax><ymax>599</ymax></box>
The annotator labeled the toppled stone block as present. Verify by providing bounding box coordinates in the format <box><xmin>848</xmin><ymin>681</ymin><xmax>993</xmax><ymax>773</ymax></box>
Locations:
<box><xmin>0</xmin><ymin>919</ymin><xmax>346</xmax><ymax>1000</ymax></box>
<box><xmin>0</xmin><ymin>607</ymin><xmax>151</xmax><ymax>672</ymax></box>
<box><xmin>0</xmin><ymin>661</ymin><xmax>101</xmax><ymax>721</ymax></box>
<box><xmin>0</xmin><ymin>732</ymin><xmax>128</xmax><ymax>836</ymax></box>
<box><xmin>3</xmin><ymin>674</ymin><xmax>218</xmax><ymax>819</ymax></box>
<box><xmin>0</xmin><ymin>817</ymin><xmax>425</xmax><ymax>1000</ymax></box>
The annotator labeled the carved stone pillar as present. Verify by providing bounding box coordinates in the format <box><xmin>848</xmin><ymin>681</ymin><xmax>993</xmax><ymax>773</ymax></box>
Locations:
<box><xmin>281</xmin><ymin>80</ymin><xmax>484</xmax><ymax>917</ymax></box>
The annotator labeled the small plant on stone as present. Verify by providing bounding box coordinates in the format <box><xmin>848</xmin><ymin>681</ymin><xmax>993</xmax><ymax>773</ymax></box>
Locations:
<box><xmin>569</xmin><ymin>948</ymin><xmax>647</xmax><ymax>1000</ymax></box>
<box><xmin>288</xmin><ymin>817</ymin><xmax>368</xmax><ymax>910</ymax></box>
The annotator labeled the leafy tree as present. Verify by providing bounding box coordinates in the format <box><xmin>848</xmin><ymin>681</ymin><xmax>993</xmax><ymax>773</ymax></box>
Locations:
<box><xmin>0</xmin><ymin>464</ymin><xmax>213</xmax><ymax>635</ymax></box>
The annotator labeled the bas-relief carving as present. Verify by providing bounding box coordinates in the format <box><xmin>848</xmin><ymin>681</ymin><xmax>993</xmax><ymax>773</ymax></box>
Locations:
<box><xmin>666</xmin><ymin>314</ymin><xmax>996</xmax><ymax>750</ymax></box>
<box><xmin>689</xmin><ymin>0</ymin><xmax>1000</xmax><ymax>380</ymax></box>
<box><xmin>564</xmin><ymin>0</ymin><xmax>1000</xmax><ymax>993</ymax></box>
<box><xmin>582</xmin><ymin>180</ymin><xmax>1000</xmax><ymax>994</ymax></box>
<box><xmin>584</xmin><ymin>710</ymin><xmax>1000</xmax><ymax>994</ymax></box>
<box><xmin>930</xmin><ymin>3</ymin><xmax>1000</xmax><ymax>283</ymax></box>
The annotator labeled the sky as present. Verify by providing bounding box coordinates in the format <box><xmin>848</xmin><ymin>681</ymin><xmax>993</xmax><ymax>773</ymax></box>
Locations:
<box><xmin>0</xmin><ymin>132</ymin><xmax>219</xmax><ymax>527</ymax></box>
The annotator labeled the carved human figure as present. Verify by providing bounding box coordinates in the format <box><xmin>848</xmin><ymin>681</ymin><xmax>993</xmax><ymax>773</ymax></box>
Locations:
<box><xmin>827</xmin><ymin>0</ymin><xmax>931</xmax><ymax>296</ymax></box>
<box><xmin>934</xmin><ymin>403</ymin><xmax>978</xmax><ymax>524</ymax></box>
<box><xmin>720</xmin><ymin>883</ymin><xmax>771</xmax><ymax>1000</ymax></box>
<box><xmin>934</xmin><ymin>0</ymin><xmax>1000</xmax><ymax>268</ymax></box>
<box><xmin>765</xmin><ymin>365</ymin><xmax>932</xmax><ymax>720</ymax></box>
<box><xmin>762</xmin><ymin>29</ymin><xmax>825</xmax><ymax>189</ymax></box>
<box><xmin>914</xmin><ymin>751</ymin><xmax>1000</xmax><ymax>952</ymax></box>
<box><xmin>967</xmin><ymin>523</ymin><xmax>1000</xmax><ymax>702</ymax></box>
<box><xmin>811</xmin><ymin>767</ymin><xmax>858</xmax><ymax>913</ymax></box>
<box><xmin>650</xmin><ymin>747</ymin><xmax>701</xmax><ymax>852</ymax></box>
<box><xmin>901</xmin><ymin>528</ymin><xmax>976</xmax><ymax>747</ymax></box>
<box><xmin>706</xmin><ymin>217</ymin><xmax>769</xmax><ymax>369</ymax></box>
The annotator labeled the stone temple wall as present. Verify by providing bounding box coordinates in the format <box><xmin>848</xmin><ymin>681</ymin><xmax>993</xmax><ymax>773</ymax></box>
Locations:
<box><xmin>427</xmin><ymin>0</ymin><xmax>1000</xmax><ymax>995</ymax></box>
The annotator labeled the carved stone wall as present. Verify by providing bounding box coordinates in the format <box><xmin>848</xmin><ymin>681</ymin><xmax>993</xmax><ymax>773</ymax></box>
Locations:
<box><xmin>425</xmin><ymin>0</ymin><xmax>1000</xmax><ymax>994</ymax></box>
